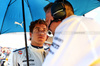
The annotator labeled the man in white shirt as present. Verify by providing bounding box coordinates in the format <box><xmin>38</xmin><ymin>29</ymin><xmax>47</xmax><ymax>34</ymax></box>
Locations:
<box><xmin>43</xmin><ymin>0</ymin><xmax>100</xmax><ymax>66</ymax></box>
<box><xmin>8</xmin><ymin>19</ymin><xmax>48</xmax><ymax>66</ymax></box>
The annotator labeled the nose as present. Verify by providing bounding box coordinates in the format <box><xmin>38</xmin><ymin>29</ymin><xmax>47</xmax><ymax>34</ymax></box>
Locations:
<box><xmin>38</xmin><ymin>31</ymin><xmax>45</xmax><ymax>35</ymax></box>
<box><xmin>38</xmin><ymin>29</ymin><xmax>47</xmax><ymax>35</ymax></box>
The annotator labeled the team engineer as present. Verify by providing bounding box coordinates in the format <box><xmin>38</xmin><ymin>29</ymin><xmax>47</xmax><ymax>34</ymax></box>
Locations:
<box><xmin>43</xmin><ymin>0</ymin><xmax>100</xmax><ymax>66</ymax></box>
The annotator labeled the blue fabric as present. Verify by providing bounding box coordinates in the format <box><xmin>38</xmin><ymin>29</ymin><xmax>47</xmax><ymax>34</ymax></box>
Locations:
<box><xmin>68</xmin><ymin>0</ymin><xmax>100</xmax><ymax>15</ymax></box>
<box><xmin>50</xmin><ymin>0</ymin><xmax>100</xmax><ymax>15</ymax></box>
<box><xmin>0</xmin><ymin>0</ymin><xmax>100</xmax><ymax>34</ymax></box>
<box><xmin>0</xmin><ymin>0</ymin><xmax>49</xmax><ymax>34</ymax></box>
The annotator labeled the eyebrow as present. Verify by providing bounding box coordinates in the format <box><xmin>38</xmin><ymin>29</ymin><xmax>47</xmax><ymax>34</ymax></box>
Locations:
<box><xmin>34</xmin><ymin>27</ymin><xmax>47</xmax><ymax>30</ymax></box>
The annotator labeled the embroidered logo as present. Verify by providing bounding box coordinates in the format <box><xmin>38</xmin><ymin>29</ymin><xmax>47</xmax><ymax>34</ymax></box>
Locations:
<box><xmin>18</xmin><ymin>51</ymin><xmax>22</xmax><ymax>55</ymax></box>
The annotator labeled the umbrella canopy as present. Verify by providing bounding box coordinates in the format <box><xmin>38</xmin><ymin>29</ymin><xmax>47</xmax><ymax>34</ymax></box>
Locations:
<box><xmin>0</xmin><ymin>0</ymin><xmax>100</xmax><ymax>34</ymax></box>
<box><xmin>50</xmin><ymin>0</ymin><xmax>100</xmax><ymax>15</ymax></box>
<box><xmin>0</xmin><ymin>0</ymin><xmax>49</xmax><ymax>34</ymax></box>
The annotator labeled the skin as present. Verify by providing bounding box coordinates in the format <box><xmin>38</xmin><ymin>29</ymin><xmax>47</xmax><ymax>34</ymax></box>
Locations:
<box><xmin>46</xmin><ymin>8</ymin><xmax>53</xmax><ymax>27</ymax></box>
<box><xmin>45</xmin><ymin>8</ymin><xmax>61</xmax><ymax>35</ymax></box>
<box><xmin>49</xmin><ymin>21</ymin><xmax>61</xmax><ymax>35</ymax></box>
<box><xmin>30</xmin><ymin>24</ymin><xmax>47</xmax><ymax>47</ymax></box>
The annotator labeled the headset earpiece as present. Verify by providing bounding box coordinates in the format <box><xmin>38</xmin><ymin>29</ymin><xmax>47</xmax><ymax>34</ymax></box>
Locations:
<box><xmin>51</xmin><ymin>1</ymin><xmax>66</xmax><ymax>20</ymax></box>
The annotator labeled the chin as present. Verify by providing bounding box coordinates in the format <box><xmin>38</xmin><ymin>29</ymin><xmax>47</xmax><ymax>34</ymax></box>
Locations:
<box><xmin>38</xmin><ymin>39</ymin><xmax>45</xmax><ymax>41</ymax></box>
<box><xmin>38</xmin><ymin>40</ymin><xmax>44</xmax><ymax>43</ymax></box>
<box><xmin>37</xmin><ymin>42</ymin><xmax>44</xmax><ymax>45</ymax></box>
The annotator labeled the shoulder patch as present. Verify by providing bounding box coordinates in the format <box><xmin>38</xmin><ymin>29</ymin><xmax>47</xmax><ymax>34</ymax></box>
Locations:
<box><xmin>13</xmin><ymin>46</ymin><xmax>29</xmax><ymax>52</ymax></box>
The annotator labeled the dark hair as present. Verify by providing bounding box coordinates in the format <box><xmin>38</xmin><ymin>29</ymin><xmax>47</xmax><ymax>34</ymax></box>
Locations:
<box><xmin>44</xmin><ymin>3</ymin><xmax>53</xmax><ymax>12</ymax></box>
<box><xmin>29</xmin><ymin>19</ymin><xmax>47</xmax><ymax>33</ymax></box>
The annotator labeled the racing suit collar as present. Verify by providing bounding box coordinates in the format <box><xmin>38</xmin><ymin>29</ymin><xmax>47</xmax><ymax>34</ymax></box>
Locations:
<box><xmin>31</xmin><ymin>44</ymin><xmax>43</xmax><ymax>49</ymax></box>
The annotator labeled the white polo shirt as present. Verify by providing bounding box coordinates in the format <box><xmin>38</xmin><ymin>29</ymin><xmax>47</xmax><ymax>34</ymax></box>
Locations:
<box><xmin>43</xmin><ymin>15</ymin><xmax>100</xmax><ymax>66</ymax></box>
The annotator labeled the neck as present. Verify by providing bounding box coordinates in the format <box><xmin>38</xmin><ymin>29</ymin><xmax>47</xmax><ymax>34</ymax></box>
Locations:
<box><xmin>31</xmin><ymin>44</ymin><xmax>43</xmax><ymax>49</ymax></box>
<box><xmin>31</xmin><ymin>42</ymin><xmax>43</xmax><ymax>47</ymax></box>
<box><xmin>31</xmin><ymin>40</ymin><xmax>44</xmax><ymax>47</ymax></box>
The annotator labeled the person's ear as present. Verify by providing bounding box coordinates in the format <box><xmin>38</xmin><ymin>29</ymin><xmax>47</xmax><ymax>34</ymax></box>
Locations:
<box><xmin>30</xmin><ymin>32</ymin><xmax>32</xmax><ymax>40</ymax></box>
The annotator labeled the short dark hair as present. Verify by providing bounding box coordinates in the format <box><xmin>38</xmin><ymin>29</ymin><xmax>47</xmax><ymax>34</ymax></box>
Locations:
<box><xmin>29</xmin><ymin>19</ymin><xmax>47</xmax><ymax>33</ymax></box>
<box><xmin>44</xmin><ymin>3</ymin><xmax>53</xmax><ymax>12</ymax></box>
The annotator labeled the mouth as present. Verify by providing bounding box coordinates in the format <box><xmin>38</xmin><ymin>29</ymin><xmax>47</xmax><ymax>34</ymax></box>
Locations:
<box><xmin>38</xmin><ymin>36</ymin><xmax>44</xmax><ymax>39</ymax></box>
<box><xmin>38</xmin><ymin>36</ymin><xmax>45</xmax><ymax>42</ymax></box>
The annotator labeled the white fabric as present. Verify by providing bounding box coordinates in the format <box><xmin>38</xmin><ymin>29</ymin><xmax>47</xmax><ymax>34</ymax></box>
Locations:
<box><xmin>43</xmin><ymin>15</ymin><xmax>100</xmax><ymax>66</ymax></box>
<box><xmin>7</xmin><ymin>44</ymin><xmax>47</xmax><ymax>66</ymax></box>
